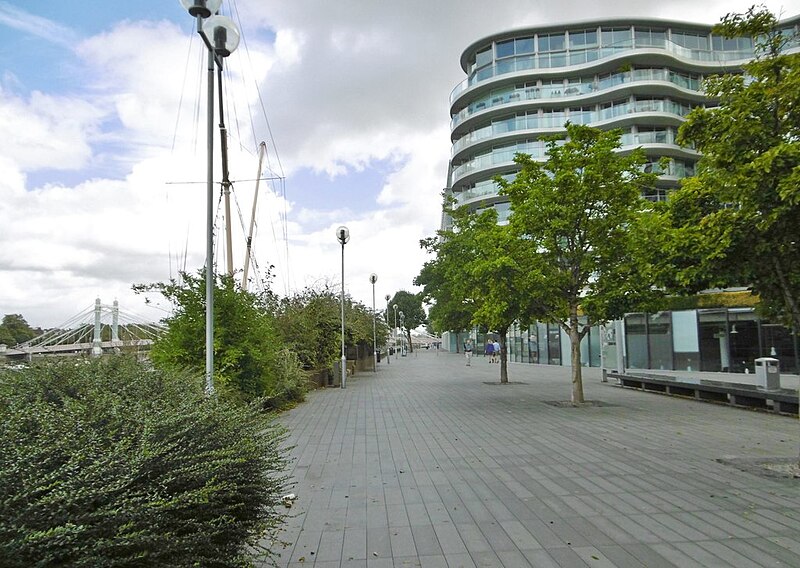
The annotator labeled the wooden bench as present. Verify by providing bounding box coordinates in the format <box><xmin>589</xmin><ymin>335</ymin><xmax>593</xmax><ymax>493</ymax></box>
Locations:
<box><xmin>607</xmin><ymin>372</ymin><xmax>799</xmax><ymax>416</ymax></box>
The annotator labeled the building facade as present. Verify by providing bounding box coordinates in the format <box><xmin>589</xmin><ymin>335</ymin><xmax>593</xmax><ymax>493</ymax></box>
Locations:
<box><xmin>443</xmin><ymin>17</ymin><xmax>800</xmax><ymax>374</ymax></box>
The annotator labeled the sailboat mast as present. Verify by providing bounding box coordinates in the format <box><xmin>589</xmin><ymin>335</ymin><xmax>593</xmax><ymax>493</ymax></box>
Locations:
<box><xmin>242</xmin><ymin>141</ymin><xmax>267</xmax><ymax>289</ymax></box>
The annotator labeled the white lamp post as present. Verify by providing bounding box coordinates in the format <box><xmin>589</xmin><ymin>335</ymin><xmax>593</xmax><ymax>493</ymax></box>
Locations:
<box><xmin>179</xmin><ymin>0</ymin><xmax>239</xmax><ymax>395</ymax></box>
<box><xmin>336</xmin><ymin>226</ymin><xmax>350</xmax><ymax>388</ymax></box>
<box><xmin>399</xmin><ymin>310</ymin><xmax>405</xmax><ymax>357</ymax></box>
<box><xmin>393</xmin><ymin>304</ymin><xmax>398</xmax><ymax>360</ymax></box>
<box><xmin>384</xmin><ymin>294</ymin><xmax>391</xmax><ymax>364</ymax></box>
<box><xmin>369</xmin><ymin>274</ymin><xmax>378</xmax><ymax>372</ymax></box>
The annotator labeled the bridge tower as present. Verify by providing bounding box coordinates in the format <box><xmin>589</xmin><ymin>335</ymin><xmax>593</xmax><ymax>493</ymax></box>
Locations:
<box><xmin>92</xmin><ymin>298</ymin><xmax>103</xmax><ymax>357</ymax></box>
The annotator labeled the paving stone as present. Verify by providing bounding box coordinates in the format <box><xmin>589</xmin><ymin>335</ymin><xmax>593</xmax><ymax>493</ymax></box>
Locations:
<box><xmin>270</xmin><ymin>352</ymin><xmax>800</xmax><ymax>567</ymax></box>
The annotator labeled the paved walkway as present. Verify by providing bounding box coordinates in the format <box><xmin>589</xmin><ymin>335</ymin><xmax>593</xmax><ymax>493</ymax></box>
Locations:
<box><xmin>267</xmin><ymin>350</ymin><xmax>800</xmax><ymax>567</ymax></box>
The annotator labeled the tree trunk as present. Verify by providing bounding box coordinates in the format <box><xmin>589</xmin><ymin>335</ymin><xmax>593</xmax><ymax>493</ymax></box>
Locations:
<box><xmin>455</xmin><ymin>332</ymin><xmax>460</xmax><ymax>353</ymax></box>
<box><xmin>570</xmin><ymin>325</ymin><xmax>584</xmax><ymax>404</ymax></box>
<box><xmin>499</xmin><ymin>326</ymin><xmax>509</xmax><ymax>384</ymax></box>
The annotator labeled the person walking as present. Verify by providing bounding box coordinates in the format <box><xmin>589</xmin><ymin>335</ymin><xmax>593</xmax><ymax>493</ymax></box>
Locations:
<box><xmin>485</xmin><ymin>340</ymin><xmax>494</xmax><ymax>361</ymax></box>
<box><xmin>493</xmin><ymin>340</ymin><xmax>501</xmax><ymax>363</ymax></box>
<box><xmin>464</xmin><ymin>338</ymin><xmax>474</xmax><ymax>366</ymax></box>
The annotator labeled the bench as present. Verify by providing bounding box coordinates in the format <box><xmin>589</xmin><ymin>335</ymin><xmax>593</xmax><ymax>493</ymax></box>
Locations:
<box><xmin>607</xmin><ymin>372</ymin><xmax>799</xmax><ymax>416</ymax></box>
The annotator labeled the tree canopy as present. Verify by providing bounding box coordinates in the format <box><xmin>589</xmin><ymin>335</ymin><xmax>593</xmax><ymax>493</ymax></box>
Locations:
<box><xmin>387</xmin><ymin>291</ymin><xmax>426</xmax><ymax>353</ymax></box>
<box><xmin>500</xmin><ymin>123</ymin><xmax>661</xmax><ymax>401</ymax></box>
<box><xmin>664</xmin><ymin>6</ymin><xmax>800</xmax><ymax>330</ymax></box>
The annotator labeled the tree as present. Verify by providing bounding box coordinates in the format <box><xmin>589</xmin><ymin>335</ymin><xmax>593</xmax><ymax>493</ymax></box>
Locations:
<box><xmin>416</xmin><ymin>211</ymin><xmax>476</xmax><ymax>354</ymax></box>
<box><xmin>665</xmin><ymin>6</ymin><xmax>800</xmax><ymax>331</ymax></box>
<box><xmin>388</xmin><ymin>291</ymin><xmax>426</xmax><ymax>353</ymax></box>
<box><xmin>0</xmin><ymin>314</ymin><xmax>38</xmax><ymax>345</ymax></box>
<box><xmin>275</xmin><ymin>284</ymin><xmax>389</xmax><ymax>372</ymax></box>
<box><xmin>416</xmin><ymin>199</ymin><xmax>533</xmax><ymax>382</ymax></box>
<box><xmin>135</xmin><ymin>271</ymin><xmax>305</xmax><ymax>405</ymax></box>
<box><xmin>500</xmin><ymin>123</ymin><xmax>661</xmax><ymax>403</ymax></box>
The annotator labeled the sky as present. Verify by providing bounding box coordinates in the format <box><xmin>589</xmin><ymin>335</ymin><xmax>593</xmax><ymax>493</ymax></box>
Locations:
<box><xmin>1</xmin><ymin>0</ymin><xmax>799</xmax><ymax>330</ymax></box>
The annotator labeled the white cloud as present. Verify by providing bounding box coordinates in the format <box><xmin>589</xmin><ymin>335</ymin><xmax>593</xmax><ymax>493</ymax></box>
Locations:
<box><xmin>2</xmin><ymin>0</ymin><xmax>800</xmax><ymax>329</ymax></box>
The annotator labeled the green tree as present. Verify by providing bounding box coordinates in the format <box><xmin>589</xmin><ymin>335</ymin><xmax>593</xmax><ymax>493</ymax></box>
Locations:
<box><xmin>0</xmin><ymin>314</ymin><xmax>38</xmax><ymax>345</ymax></box>
<box><xmin>666</xmin><ymin>6</ymin><xmax>800</xmax><ymax>331</ymax></box>
<box><xmin>388</xmin><ymin>291</ymin><xmax>426</xmax><ymax>353</ymax></box>
<box><xmin>135</xmin><ymin>271</ymin><xmax>304</xmax><ymax>404</ymax></box>
<box><xmin>417</xmin><ymin>201</ymin><xmax>531</xmax><ymax>382</ymax></box>
<box><xmin>501</xmin><ymin>124</ymin><xmax>661</xmax><ymax>403</ymax></box>
<box><xmin>276</xmin><ymin>284</ymin><xmax>388</xmax><ymax>372</ymax></box>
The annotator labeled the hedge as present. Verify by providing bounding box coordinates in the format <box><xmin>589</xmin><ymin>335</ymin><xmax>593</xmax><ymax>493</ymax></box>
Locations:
<box><xmin>0</xmin><ymin>356</ymin><xmax>290</xmax><ymax>567</ymax></box>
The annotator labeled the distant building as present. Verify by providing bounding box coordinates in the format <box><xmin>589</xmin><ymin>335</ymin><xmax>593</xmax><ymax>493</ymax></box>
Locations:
<box><xmin>442</xmin><ymin>17</ymin><xmax>800</xmax><ymax>373</ymax></box>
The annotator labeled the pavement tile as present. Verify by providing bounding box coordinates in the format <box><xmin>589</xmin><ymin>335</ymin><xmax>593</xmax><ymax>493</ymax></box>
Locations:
<box><xmin>271</xmin><ymin>353</ymin><xmax>800</xmax><ymax>567</ymax></box>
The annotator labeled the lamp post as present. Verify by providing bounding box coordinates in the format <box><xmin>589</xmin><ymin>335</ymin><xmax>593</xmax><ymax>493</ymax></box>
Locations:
<box><xmin>179</xmin><ymin>0</ymin><xmax>240</xmax><ymax>395</ymax></box>
<box><xmin>393</xmin><ymin>304</ymin><xmax>398</xmax><ymax>361</ymax></box>
<box><xmin>384</xmin><ymin>294</ymin><xmax>391</xmax><ymax>364</ymax></box>
<box><xmin>399</xmin><ymin>310</ymin><xmax>405</xmax><ymax>357</ymax></box>
<box><xmin>369</xmin><ymin>274</ymin><xmax>378</xmax><ymax>372</ymax></box>
<box><xmin>336</xmin><ymin>226</ymin><xmax>350</xmax><ymax>389</ymax></box>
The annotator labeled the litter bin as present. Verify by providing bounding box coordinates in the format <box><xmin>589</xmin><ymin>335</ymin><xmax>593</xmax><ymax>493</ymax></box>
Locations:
<box><xmin>754</xmin><ymin>357</ymin><xmax>780</xmax><ymax>390</ymax></box>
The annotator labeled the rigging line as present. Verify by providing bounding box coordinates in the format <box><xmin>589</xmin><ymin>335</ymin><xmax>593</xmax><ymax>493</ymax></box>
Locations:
<box><xmin>172</xmin><ymin>18</ymin><xmax>198</xmax><ymax>152</ymax></box>
<box><xmin>230</xmin><ymin>0</ymin><xmax>260</xmax><ymax>151</ymax></box>
<box><xmin>165</xmin><ymin>176</ymin><xmax>284</xmax><ymax>185</ymax></box>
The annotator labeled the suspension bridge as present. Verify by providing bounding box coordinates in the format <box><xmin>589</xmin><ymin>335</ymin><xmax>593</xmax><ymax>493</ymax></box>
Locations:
<box><xmin>0</xmin><ymin>299</ymin><xmax>164</xmax><ymax>362</ymax></box>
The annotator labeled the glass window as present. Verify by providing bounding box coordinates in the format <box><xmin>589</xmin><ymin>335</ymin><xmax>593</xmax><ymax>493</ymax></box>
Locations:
<box><xmin>601</xmin><ymin>27</ymin><xmax>632</xmax><ymax>49</ymax></box>
<box><xmin>476</xmin><ymin>46</ymin><xmax>492</xmax><ymax>68</ymax></box>
<box><xmin>635</xmin><ymin>27</ymin><xmax>666</xmax><ymax>47</ymax></box>
<box><xmin>712</xmin><ymin>35</ymin><xmax>753</xmax><ymax>51</ymax></box>
<box><xmin>673</xmin><ymin>310</ymin><xmax>699</xmax><ymax>370</ymax></box>
<box><xmin>538</xmin><ymin>33</ymin><xmax>565</xmax><ymax>53</ymax></box>
<box><xmin>648</xmin><ymin>312</ymin><xmax>673</xmax><ymax>370</ymax></box>
<box><xmin>569</xmin><ymin>29</ymin><xmax>598</xmax><ymax>49</ymax></box>
<box><xmin>625</xmin><ymin>313</ymin><xmax>648</xmax><ymax>369</ymax></box>
<box><xmin>672</xmin><ymin>30</ymin><xmax>709</xmax><ymax>50</ymax></box>
<box><xmin>496</xmin><ymin>39</ymin><xmax>514</xmax><ymax>58</ymax></box>
<box><xmin>548</xmin><ymin>324</ymin><xmax>562</xmax><ymax>365</ymax></box>
<box><xmin>516</xmin><ymin>37</ymin><xmax>535</xmax><ymax>54</ymax></box>
<box><xmin>728</xmin><ymin>310</ymin><xmax>760</xmax><ymax>373</ymax></box>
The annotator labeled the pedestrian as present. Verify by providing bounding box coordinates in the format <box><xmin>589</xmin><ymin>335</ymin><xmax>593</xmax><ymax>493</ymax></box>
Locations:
<box><xmin>493</xmin><ymin>340</ymin><xmax>501</xmax><ymax>363</ymax></box>
<box><xmin>485</xmin><ymin>340</ymin><xmax>493</xmax><ymax>360</ymax></box>
<box><xmin>464</xmin><ymin>338</ymin><xmax>474</xmax><ymax>366</ymax></box>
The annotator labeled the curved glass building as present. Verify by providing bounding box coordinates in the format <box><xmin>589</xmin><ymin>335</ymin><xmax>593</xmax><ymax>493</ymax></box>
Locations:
<box><xmin>445</xmin><ymin>18</ymin><xmax>793</xmax><ymax>223</ymax></box>
<box><xmin>442</xmin><ymin>17</ymin><xmax>800</xmax><ymax>374</ymax></box>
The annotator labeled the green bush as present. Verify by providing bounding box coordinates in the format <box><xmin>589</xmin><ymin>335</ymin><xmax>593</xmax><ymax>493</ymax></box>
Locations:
<box><xmin>0</xmin><ymin>356</ymin><xmax>290</xmax><ymax>567</ymax></box>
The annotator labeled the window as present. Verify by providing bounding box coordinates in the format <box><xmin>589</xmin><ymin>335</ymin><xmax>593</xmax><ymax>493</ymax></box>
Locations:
<box><xmin>475</xmin><ymin>46</ymin><xmax>492</xmax><ymax>68</ymax></box>
<box><xmin>538</xmin><ymin>33</ymin><xmax>566</xmax><ymax>53</ymax></box>
<box><xmin>496</xmin><ymin>39</ymin><xmax>514</xmax><ymax>58</ymax></box>
<box><xmin>712</xmin><ymin>35</ymin><xmax>753</xmax><ymax>51</ymax></box>
<box><xmin>635</xmin><ymin>27</ymin><xmax>666</xmax><ymax>47</ymax></box>
<box><xmin>601</xmin><ymin>27</ymin><xmax>632</xmax><ymax>49</ymax></box>
<box><xmin>672</xmin><ymin>30</ymin><xmax>709</xmax><ymax>50</ymax></box>
<box><xmin>568</xmin><ymin>29</ymin><xmax>598</xmax><ymax>50</ymax></box>
<box><xmin>516</xmin><ymin>37</ymin><xmax>535</xmax><ymax>54</ymax></box>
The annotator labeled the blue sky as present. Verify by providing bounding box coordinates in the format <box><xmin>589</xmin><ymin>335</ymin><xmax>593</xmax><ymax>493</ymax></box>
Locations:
<box><xmin>1</xmin><ymin>0</ymin><xmax>798</xmax><ymax>328</ymax></box>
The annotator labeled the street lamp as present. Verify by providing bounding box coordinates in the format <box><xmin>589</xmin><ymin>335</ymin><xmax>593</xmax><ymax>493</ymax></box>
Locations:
<box><xmin>179</xmin><ymin>0</ymin><xmax>240</xmax><ymax>395</ymax></box>
<box><xmin>369</xmin><ymin>274</ymin><xmax>378</xmax><ymax>372</ymax></box>
<box><xmin>399</xmin><ymin>310</ymin><xmax>405</xmax><ymax>357</ymax></box>
<box><xmin>336</xmin><ymin>226</ymin><xmax>350</xmax><ymax>389</ymax></box>
<box><xmin>393</xmin><ymin>304</ymin><xmax>398</xmax><ymax>360</ymax></box>
<box><xmin>384</xmin><ymin>294</ymin><xmax>391</xmax><ymax>364</ymax></box>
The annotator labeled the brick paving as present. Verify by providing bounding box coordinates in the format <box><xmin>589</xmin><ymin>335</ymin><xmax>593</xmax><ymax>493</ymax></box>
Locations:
<box><xmin>265</xmin><ymin>350</ymin><xmax>800</xmax><ymax>567</ymax></box>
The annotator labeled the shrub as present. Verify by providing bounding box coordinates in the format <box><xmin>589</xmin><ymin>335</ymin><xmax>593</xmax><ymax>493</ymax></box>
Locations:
<box><xmin>0</xmin><ymin>356</ymin><xmax>290</xmax><ymax>567</ymax></box>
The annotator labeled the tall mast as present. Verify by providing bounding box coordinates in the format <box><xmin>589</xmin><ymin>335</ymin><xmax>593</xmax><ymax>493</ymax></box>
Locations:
<box><xmin>242</xmin><ymin>141</ymin><xmax>267</xmax><ymax>289</ymax></box>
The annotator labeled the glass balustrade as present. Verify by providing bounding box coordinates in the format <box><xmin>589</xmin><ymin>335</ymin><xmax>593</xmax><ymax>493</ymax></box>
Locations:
<box><xmin>450</xmin><ymin>37</ymin><xmax>752</xmax><ymax>106</ymax></box>
<box><xmin>452</xmin><ymin>99</ymin><xmax>691</xmax><ymax>155</ymax></box>
<box><xmin>452</xmin><ymin>67</ymin><xmax>703</xmax><ymax>129</ymax></box>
